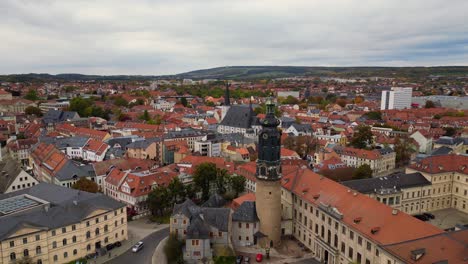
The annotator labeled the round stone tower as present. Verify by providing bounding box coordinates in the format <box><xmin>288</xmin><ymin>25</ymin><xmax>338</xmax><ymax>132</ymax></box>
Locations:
<box><xmin>255</xmin><ymin>99</ymin><xmax>282</xmax><ymax>248</ymax></box>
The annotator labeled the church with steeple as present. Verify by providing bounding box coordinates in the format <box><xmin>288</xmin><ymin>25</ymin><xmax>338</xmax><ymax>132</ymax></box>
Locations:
<box><xmin>217</xmin><ymin>81</ymin><xmax>261</xmax><ymax>138</ymax></box>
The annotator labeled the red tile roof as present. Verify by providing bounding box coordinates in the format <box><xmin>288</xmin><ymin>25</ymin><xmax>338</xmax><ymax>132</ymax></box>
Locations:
<box><xmin>291</xmin><ymin>168</ymin><xmax>443</xmax><ymax>245</ymax></box>
<box><xmin>409</xmin><ymin>154</ymin><xmax>468</xmax><ymax>174</ymax></box>
<box><xmin>383</xmin><ymin>229</ymin><xmax>468</xmax><ymax>263</ymax></box>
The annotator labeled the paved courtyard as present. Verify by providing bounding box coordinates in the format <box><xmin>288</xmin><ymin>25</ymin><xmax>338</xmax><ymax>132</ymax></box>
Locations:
<box><xmin>427</xmin><ymin>208</ymin><xmax>468</xmax><ymax>230</ymax></box>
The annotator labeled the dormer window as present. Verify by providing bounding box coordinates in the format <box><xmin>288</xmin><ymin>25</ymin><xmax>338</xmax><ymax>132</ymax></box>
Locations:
<box><xmin>410</xmin><ymin>248</ymin><xmax>425</xmax><ymax>261</ymax></box>
<box><xmin>353</xmin><ymin>217</ymin><xmax>362</xmax><ymax>224</ymax></box>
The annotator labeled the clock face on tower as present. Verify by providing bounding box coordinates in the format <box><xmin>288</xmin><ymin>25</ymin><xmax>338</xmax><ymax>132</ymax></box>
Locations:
<box><xmin>262</xmin><ymin>133</ymin><xmax>268</xmax><ymax>140</ymax></box>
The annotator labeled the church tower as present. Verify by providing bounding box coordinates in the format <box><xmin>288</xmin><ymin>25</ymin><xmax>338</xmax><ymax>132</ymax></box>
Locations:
<box><xmin>255</xmin><ymin>98</ymin><xmax>282</xmax><ymax>248</ymax></box>
<box><xmin>221</xmin><ymin>81</ymin><xmax>231</xmax><ymax>120</ymax></box>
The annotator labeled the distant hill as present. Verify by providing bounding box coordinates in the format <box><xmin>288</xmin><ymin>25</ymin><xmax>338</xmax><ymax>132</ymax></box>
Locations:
<box><xmin>174</xmin><ymin>66</ymin><xmax>468</xmax><ymax>80</ymax></box>
<box><xmin>1</xmin><ymin>66</ymin><xmax>468</xmax><ymax>82</ymax></box>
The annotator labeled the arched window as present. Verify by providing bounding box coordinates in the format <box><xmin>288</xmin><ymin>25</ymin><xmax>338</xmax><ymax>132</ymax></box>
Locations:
<box><xmin>63</xmin><ymin>238</ymin><xmax>67</xmax><ymax>246</ymax></box>
<box><xmin>52</xmin><ymin>241</ymin><xmax>57</xmax><ymax>248</ymax></box>
<box><xmin>72</xmin><ymin>236</ymin><xmax>77</xmax><ymax>243</ymax></box>
<box><xmin>104</xmin><ymin>225</ymin><xmax>108</xmax><ymax>232</ymax></box>
<box><xmin>10</xmin><ymin>252</ymin><xmax>16</xmax><ymax>260</ymax></box>
<box><xmin>36</xmin><ymin>246</ymin><xmax>41</xmax><ymax>254</ymax></box>
<box><xmin>53</xmin><ymin>255</ymin><xmax>58</xmax><ymax>261</ymax></box>
<box><xmin>37</xmin><ymin>259</ymin><xmax>42</xmax><ymax>264</ymax></box>
<box><xmin>95</xmin><ymin>228</ymin><xmax>100</xmax><ymax>235</ymax></box>
<box><xmin>73</xmin><ymin>249</ymin><xmax>77</xmax><ymax>255</ymax></box>
<box><xmin>115</xmin><ymin>220</ymin><xmax>118</xmax><ymax>227</ymax></box>
<box><xmin>86</xmin><ymin>244</ymin><xmax>91</xmax><ymax>251</ymax></box>
<box><xmin>24</xmin><ymin>249</ymin><xmax>29</xmax><ymax>257</ymax></box>
<box><xmin>86</xmin><ymin>231</ymin><xmax>91</xmax><ymax>239</ymax></box>
<box><xmin>64</xmin><ymin>252</ymin><xmax>68</xmax><ymax>258</ymax></box>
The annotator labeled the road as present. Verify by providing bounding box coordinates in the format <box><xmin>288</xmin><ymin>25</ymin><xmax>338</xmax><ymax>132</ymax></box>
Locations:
<box><xmin>106</xmin><ymin>227</ymin><xmax>169</xmax><ymax>264</ymax></box>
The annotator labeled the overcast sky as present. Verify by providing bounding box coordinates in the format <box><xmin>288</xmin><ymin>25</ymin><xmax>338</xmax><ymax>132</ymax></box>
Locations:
<box><xmin>2</xmin><ymin>0</ymin><xmax>468</xmax><ymax>75</ymax></box>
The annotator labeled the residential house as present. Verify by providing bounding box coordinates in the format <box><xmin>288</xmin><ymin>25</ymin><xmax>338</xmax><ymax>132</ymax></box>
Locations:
<box><xmin>0</xmin><ymin>155</ymin><xmax>38</xmax><ymax>193</ymax></box>
<box><xmin>170</xmin><ymin>199</ymin><xmax>231</xmax><ymax>262</ymax></box>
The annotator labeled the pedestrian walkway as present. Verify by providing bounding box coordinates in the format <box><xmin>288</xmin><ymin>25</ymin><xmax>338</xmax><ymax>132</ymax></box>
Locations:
<box><xmin>152</xmin><ymin>237</ymin><xmax>168</xmax><ymax>264</ymax></box>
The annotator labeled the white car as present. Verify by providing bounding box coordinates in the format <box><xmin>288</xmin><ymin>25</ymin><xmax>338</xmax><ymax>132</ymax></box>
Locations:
<box><xmin>132</xmin><ymin>241</ymin><xmax>144</xmax><ymax>253</ymax></box>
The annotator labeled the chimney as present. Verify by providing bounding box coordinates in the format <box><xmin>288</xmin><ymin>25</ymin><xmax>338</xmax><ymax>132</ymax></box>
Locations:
<box><xmin>392</xmin><ymin>209</ymin><xmax>398</xmax><ymax>215</ymax></box>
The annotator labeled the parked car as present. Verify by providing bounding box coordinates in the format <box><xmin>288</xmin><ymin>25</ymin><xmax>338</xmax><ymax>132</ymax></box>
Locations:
<box><xmin>132</xmin><ymin>241</ymin><xmax>144</xmax><ymax>253</ymax></box>
<box><xmin>414</xmin><ymin>214</ymin><xmax>429</xmax><ymax>221</ymax></box>
<box><xmin>236</xmin><ymin>255</ymin><xmax>243</xmax><ymax>264</ymax></box>
<box><xmin>423</xmin><ymin>213</ymin><xmax>435</xmax><ymax>219</ymax></box>
<box><xmin>244</xmin><ymin>256</ymin><xmax>250</xmax><ymax>263</ymax></box>
<box><xmin>105</xmin><ymin>243</ymin><xmax>115</xmax><ymax>251</ymax></box>
<box><xmin>256</xmin><ymin>253</ymin><xmax>263</xmax><ymax>262</ymax></box>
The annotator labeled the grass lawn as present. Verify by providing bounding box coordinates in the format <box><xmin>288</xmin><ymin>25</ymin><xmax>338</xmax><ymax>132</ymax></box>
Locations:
<box><xmin>149</xmin><ymin>214</ymin><xmax>171</xmax><ymax>224</ymax></box>
<box><xmin>213</xmin><ymin>256</ymin><xmax>236</xmax><ymax>264</ymax></box>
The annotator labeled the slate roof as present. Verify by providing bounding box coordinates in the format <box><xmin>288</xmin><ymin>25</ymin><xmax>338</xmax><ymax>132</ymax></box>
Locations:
<box><xmin>232</xmin><ymin>201</ymin><xmax>259</xmax><ymax>223</ymax></box>
<box><xmin>342</xmin><ymin>172</ymin><xmax>431</xmax><ymax>194</ymax></box>
<box><xmin>42</xmin><ymin>109</ymin><xmax>79</xmax><ymax>124</ymax></box>
<box><xmin>434</xmin><ymin>136</ymin><xmax>464</xmax><ymax>146</ymax></box>
<box><xmin>0</xmin><ymin>183</ymin><xmax>124</xmax><ymax>240</ymax></box>
<box><xmin>0</xmin><ymin>156</ymin><xmax>24</xmax><ymax>193</ymax></box>
<box><xmin>290</xmin><ymin>123</ymin><xmax>312</xmax><ymax>133</ymax></box>
<box><xmin>202</xmin><ymin>193</ymin><xmax>226</xmax><ymax>208</ymax></box>
<box><xmin>172</xmin><ymin>199</ymin><xmax>230</xmax><ymax>238</ymax></box>
<box><xmin>172</xmin><ymin>199</ymin><xmax>200</xmax><ymax>218</ymax></box>
<box><xmin>55</xmin><ymin>161</ymin><xmax>95</xmax><ymax>181</ymax></box>
<box><xmin>106</xmin><ymin>137</ymin><xmax>138</xmax><ymax>149</ymax></box>
<box><xmin>126</xmin><ymin>138</ymin><xmax>161</xmax><ymax>150</ymax></box>
<box><xmin>40</xmin><ymin>136</ymin><xmax>89</xmax><ymax>149</ymax></box>
<box><xmin>220</xmin><ymin>105</ymin><xmax>259</xmax><ymax>129</ymax></box>
<box><xmin>186</xmin><ymin>216</ymin><xmax>211</xmax><ymax>239</ymax></box>
<box><xmin>430</xmin><ymin>146</ymin><xmax>454</xmax><ymax>156</ymax></box>
<box><xmin>200</xmin><ymin>208</ymin><xmax>230</xmax><ymax>232</ymax></box>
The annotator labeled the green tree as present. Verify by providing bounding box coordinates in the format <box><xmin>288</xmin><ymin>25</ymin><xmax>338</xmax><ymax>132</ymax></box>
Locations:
<box><xmin>363</xmin><ymin>111</ymin><xmax>382</xmax><ymax>120</ymax></box>
<box><xmin>25</xmin><ymin>106</ymin><xmax>42</xmax><ymax>116</ymax></box>
<box><xmin>193</xmin><ymin>162</ymin><xmax>218</xmax><ymax>201</ymax></box>
<box><xmin>230</xmin><ymin>175</ymin><xmax>246</xmax><ymax>197</ymax></box>
<box><xmin>113</xmin><ymin>96</ymin><xmax>129</xmax><ymax>107</ymax></box>
<box><xmin>180</xmin><ymin>97</ymin><xmax>188</xmax><ymax>107</ymax></box>
<box><xmin>24</xmin><ymin>89</ymin><xmax>39</xmax><ymax>101</ymax></box>
<box><xmin>139</xmin><ymin>110</ymin><xmax>151</xmax><ymax>122</ymax></box>
<box><xmin>215</xmin><ymin>168</ymin><xmax>229</xmax><ymax>195</ymax></box>
<box><xmin>71</xmin><ymin>178</ymin><xmax>99</xmax><ymax>193</ymax></box>
<box><xmin>147</xmin><ymin>186</ymin><xmax>170</xmax><ymax>216</ymax></box>
<box><xmin>350</xmin><ymin>125</ymin><xmax>373</xmax><ymax>149</ymax></box>
<box><xmin>164</xmin><ymin>235</ymin><xmax>184</xmax><ymax>264</ymax></box>
<box><xmin>352</xmin><ymin>164</ymin><xmax>373</xmax><ymax>179</ymax></box>
<box><xmin>394</xmin><ymin>136</ymin><xmax>415</xmax><ymax>167</ymax></box>
<box><xmin>168</xmin><ymin>177</ymin><xmax>185</xmax><ymax>204</ymax></box>
<box><xmin>443</xmin><ymin>127</ymin><xmax>457</xmax><ymax>137</ymax></box>
<box><xmin>282</xmin><ymin>95</ymin><xmax>299</xmax><ymax>105</ymax></box>
<box><xmin>425</xmin><ymin>100</ymin><xmax>436</xmax><ymax>108</ymax></box>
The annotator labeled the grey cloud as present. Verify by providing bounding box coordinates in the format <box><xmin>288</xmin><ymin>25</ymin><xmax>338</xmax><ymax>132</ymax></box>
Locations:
<box><xmin>1</xmin><ymin>0</ymin><xmax>467</xmax><ymax>75</ymax></box>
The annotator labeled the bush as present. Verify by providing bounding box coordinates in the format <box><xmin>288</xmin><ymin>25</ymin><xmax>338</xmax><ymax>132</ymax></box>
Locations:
<box><xmin>164</xmin><ymin>234</ymin><xmax>184</xmax><ymax>264</ymax></box>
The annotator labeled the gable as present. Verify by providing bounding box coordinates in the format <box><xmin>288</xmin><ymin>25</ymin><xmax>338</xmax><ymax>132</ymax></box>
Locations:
<box><xmin>85</xmin><ymin>209</ymin><xmax>109</xmax><ymax>219</ymax></box>
<box><xmin>6</xmin><ymin>225</ymin><xmax>45</xmax><ymax>239</ymax></box>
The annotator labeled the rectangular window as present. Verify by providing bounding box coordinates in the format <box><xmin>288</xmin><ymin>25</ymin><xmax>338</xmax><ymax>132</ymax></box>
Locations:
<box><xmin>35</xmin><ymin>235</ymin><xmax>40</xmax><ymax>241</ymax></box>
<box><xmin>341</xmin><ymin>242</ymin><xmax>345</xmax><ymax>253</ymax></box>
<box><xmin>349</xmin><ymin>231</ymin><xmax>354</xmax><ymax>240</ymax></box>
<box><xmin>358</xmin><ymin>236</ymin><xmax>362</xmax><ymax>245</ymax></box>
<box><xmin>367</xmin><ymin>241</ymin><xmax>371</xmax><ymax>251</ymax></box>
<box><xmin>348</xmin><ymin>247</ymin><xmax>353</xmax><ymax>258</ymax></box>
<box><xmin>342</xmin><ymin>226</ymin><xmax>346</xmax><ymax>235</ymax></box>
<box><xmin>10</xmin><ymin>241</ymin><xmax>14</xmax><ymax>247</ymax></box>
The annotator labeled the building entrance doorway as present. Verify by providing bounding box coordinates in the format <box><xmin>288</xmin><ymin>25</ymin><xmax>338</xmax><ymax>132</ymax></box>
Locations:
<box><xmin>95</xmin><ymin>241</ymin><xmax>101</xmax><ymax>249</ymax></box>
<box><xmin>324</xmin><ymin>250</ymin><xmax>329</xmax><ymax>264</ymax></box>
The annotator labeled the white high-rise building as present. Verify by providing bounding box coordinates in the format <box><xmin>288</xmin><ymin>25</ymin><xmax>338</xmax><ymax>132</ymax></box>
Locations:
<box><xmin>380</xmin><ymin>87</ymin><xmax>412</xmax><ymax>110</ymax></box>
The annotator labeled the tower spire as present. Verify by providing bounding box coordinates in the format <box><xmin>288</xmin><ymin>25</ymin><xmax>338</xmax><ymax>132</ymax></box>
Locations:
<box><xmin>224</xmin><ymin>80</ymin><xmax>230</xmax><ymax>106</ymax></box>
